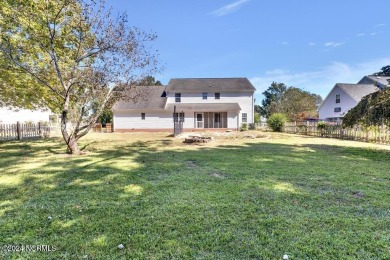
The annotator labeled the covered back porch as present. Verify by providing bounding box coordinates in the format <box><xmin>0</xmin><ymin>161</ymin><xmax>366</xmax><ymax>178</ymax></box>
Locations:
<box><xmin>194</xmin><ymin>112</ymin><xmax>227</xmax><ymax>128</ymax></box>
<box><xmin>167</xmin><ymin>103</ymin><xmax>241</xmax><ymax>130</ymax></box>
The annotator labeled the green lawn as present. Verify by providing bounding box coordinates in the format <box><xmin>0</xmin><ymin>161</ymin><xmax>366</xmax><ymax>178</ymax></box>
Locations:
<box><xmin>1</xmin><ymin>132</ymin><xmax>390</xmax><ymax>259</ymax></box>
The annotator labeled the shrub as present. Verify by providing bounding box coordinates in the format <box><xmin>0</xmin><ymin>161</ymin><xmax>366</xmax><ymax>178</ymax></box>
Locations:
<box><xmin>254</xmin><ymin>113</ymin><xmax>260</xmax><ymax>124</ymax></box>
<box><xmin>267</xmin><ymin>113</ymin><xmax>287</xmax><ymax>132</ymax></box>
<box><xmin>240</xmin><ymin>123</ymin><xmax>248</xmax><ymax>131</ymax></box>
<box><xmin>298</xmin><ymin>124</ymin><xmax>307</xmax><ymax>133</ymax></box>
<box><xmin>317</xmin><ymin>121</ymin><xmax>326</xmax><ymax>130</ymax></box>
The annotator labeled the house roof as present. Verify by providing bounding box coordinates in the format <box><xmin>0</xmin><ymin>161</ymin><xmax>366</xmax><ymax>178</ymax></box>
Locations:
<box><xmin>358</xmin><ymin>76</ymin><xmax>390</xmax><ymax>87</ymax></box>
<box><xmin>166</xmin><ymin>103</ymin><xmax>241</xmax><ymax>112</ymax></box>
<box><xmin>113</xmin><ymin>85</ymin><xmax>167</xmax><ymax>110</ymax></box>
<box><xmin>337</xmin><ymin>83</ymin><xmax>380</xmax><ymax>102</ymax></box>
<box><xmin>165</xmin><ymin>78</ymin><xmax>256</xmax><ymax>92</ymax></box>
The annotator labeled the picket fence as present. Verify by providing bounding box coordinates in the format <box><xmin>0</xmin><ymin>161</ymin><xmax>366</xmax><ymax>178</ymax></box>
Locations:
<box><xmin>284</xmin><ymin>121</ymin><xmax>390</xmax><ymax>144</ymax></box>
<box><xmin>0</xmin><ymin>122</ymin><xmax>56</xmax><ymax>141</ymax></box>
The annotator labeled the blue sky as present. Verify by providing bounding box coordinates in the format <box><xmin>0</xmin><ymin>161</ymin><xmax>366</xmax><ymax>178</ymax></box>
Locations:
<box><xmin>108</xmin><ymin>0</ymin><xmax>390</xmax><ymax>103</ymax></box>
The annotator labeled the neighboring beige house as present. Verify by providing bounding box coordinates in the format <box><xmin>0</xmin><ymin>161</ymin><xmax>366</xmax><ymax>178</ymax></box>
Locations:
<box><xmin>0</xmin><ymin>107</ymin><xmax>53</xmax><ymax>124</ymax></box>
<box><xmin>319</xmin><ymin>75</ymin><xmax>390</xmax><ymax>122</ymax></box>
<box><xmin>113</xmin><ymin>78</ymin><xmax>256</xmax><ymax>132</ymax></box>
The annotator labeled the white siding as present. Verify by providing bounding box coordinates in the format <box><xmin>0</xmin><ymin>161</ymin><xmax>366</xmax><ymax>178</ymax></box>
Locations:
<box><xmin>0</xmin><ymin>108</ymin><xmax>52</xmax><ymax>124</ymax></box>
<box><xmin>319</xmin><ymin>87</ymin><xmax>357</xmax><ymax>120</ymax></box>
<box><xmin>166</xmin><ymin>91</ymin><xmax>254</xmax><ymax>126</ymax></box>
<box><xmin>113</xmin><ymin>89</ymin><xmax>255</xmax><ymax>131</ymax></box>
<box><xmin>114</xmin><ymin>110</ymin><xmax>173</xmax><ymax>130</ymax></box>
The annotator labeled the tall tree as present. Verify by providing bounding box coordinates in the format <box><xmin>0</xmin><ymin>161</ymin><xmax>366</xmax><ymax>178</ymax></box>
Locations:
<box><xmin>281</xmin><ymin>87</ymin><xmax>322</xmax><ymax>121</ymax></box>
<box><xmin>0</xmin><ymin>0</ymin><xmax>160</xmax><ymax>154</ymax></box>
<box><xmin>260</xmin><ymin>82</ymin><xmax>321</xmax><ymax>121</ymax></box>
<box><xmin>372</xmin><ymin>65</ymin><xmax>390</xmax><ymax>76</ymax></box>
<box><xmin>260</xmin><ymin>82</ymin><xmax>287</xmax><ymax>117</ymax></box>
<box><xmin>137</xmin><ymin>76</ymin><xmax>163</xmax><ymax>86</ymax></box>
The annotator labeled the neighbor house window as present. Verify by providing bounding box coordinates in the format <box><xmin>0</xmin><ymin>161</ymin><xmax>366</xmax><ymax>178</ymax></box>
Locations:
<box><xmin>141</xmin><ymin>113</ymin><xmax>145</xmax><ymax>120</ymax></box>
<box><xmin>202</xmin><ymin>93</ymin><xmax>208</xmax><ymax>100</ymax></box>
<box><xmin>242</xmin><ymin>113</ymin><xmax>247</xmax><ymax>123</ymax></box>
<box><xmin>334</xmin><ymin>107</ymin><xmax>341</xmax><ymax>112</ymax></box>
<box><xmin>175</xmin><ymin>93</ymin><xmax>181</xmax><ymax>103</ymax></box>
<box><xmin>336</xmin><ymin>94</ymin><xmax>340</xmax><ymax>103</ymax></box>
<box><xmin>215</xmin><ymin>93</ymin><xmax>220</xmax><ymax>99</ymax></box>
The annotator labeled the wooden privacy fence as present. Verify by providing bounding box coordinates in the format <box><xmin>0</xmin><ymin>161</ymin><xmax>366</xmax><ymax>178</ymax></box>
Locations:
<box><xmin>284</xmin><ymin>121</ymin><xmax>390</xmax><ymax>144</ymax></box>
<box><xmin>92</xmin><ymin>123</ymin><xmax>113</xmax><ymax>133</ymax></box>
<box><xmin>0</xmin><ymin>122</ymin><xmax>55</xmax><ymax>141</ymax></box>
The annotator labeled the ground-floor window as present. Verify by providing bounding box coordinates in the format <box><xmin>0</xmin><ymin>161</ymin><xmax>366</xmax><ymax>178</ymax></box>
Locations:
<box><xmin>242</xmin><ymin>113</ymin><xmax>247</xmax><ymax>123</ymax></box>
<box><xmin>173</xmin><ymin>112</ymin><xmax>185</xmax><ymax>122</ymax></box>
<box><xmin>326</xmin><ymin>117</ymin><xmax>342</xmax><ymax>123</ymax></box>
<box><xmin>215</xmin><ymin>113</ymin><xmax>221</xmax><ymax>123</ymax></box>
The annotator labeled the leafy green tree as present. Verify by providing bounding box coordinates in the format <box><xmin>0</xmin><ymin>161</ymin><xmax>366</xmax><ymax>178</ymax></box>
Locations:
<box><xmin>137</xmin><ymin>76</ymin><xmax>163</xmax><ymax>86</ymax></box>
<box><xmin>260</xmin><ymin>82</ymin><xmax>287</xmax><ymax>117</ymax></box>
<box><xmin>343</xmin><ymin>88</ymin><xmax>390</xmax><ymax>127</ymax></box>
<box><xmin>254</xmin><ymin>104</ymin><xmax>261</xmax><ymax>114</ymax></box>
<box><xmin>281</xmin><ymin>87</ymin><xmax>322</xmax><ymax>121</ymax></box>
<box><xmin>0</xmin><ymin>0</ymin><xmax>160</xmax><ymax>154</ymax></box>
<box><xmin>267</xmin><ymin>113</ymin><xmax>287</xmax><ymax>132</ymax></box>
<box><xmin>254</xmin><ymin>113</ymin><xmax>260</xmax><ymax>124</ymax></box>
<box><xmin>372</xmin><ymin>65</ymin><xmax>390</xmax><ymax>76</ymax></box>
<box><xmin>260</xmin><ymin>82</ymin><xmax>322</xmax><ymax>121</ymax></box>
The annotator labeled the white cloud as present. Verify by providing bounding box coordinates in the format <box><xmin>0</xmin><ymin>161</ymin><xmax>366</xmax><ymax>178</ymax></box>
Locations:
<box><xmin>356</xmin><ymin>33</ymin><xmax>365</xmax><ymax>37</ymax></box>
<box><xmin>324</xmin><ymin>42</ymin><xmax>344</xmax><ymax>47</ymax></box>
<box><xmin>308</xmin><ymin>42</ymin><xmax>316</xmax><ymax>46</ymax></box>
<box><xmin>375</xmin><ymin>23</ymin><xmax>386</xmax><ymax>27</ymax></box>
<box><xmin>249</xmin><ymin>58</ymin><xmax>390</xmax><ymax>102</ymax></box>
<box><xmin>211</xmin><ymin>0</ymin><xmax>250</xmax><ymax>17</ymax></box>
<box><xmin>280</xmin><ymin>41</ymin><xmax>289</xmax><ymax>45</ymax></box>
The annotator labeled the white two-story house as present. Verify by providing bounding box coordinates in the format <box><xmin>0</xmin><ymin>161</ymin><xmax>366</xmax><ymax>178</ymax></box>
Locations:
<box><xmin>319</xmin><ymin>83</ymin><xmax>379</xmax><ymax>122</ymax></box>
<box><xmin>319</xmin><ymin>75</ymin><xmax>390</xmax><ymax>122</ymax></box>
<box><xmin>113</xmin><ymin>78</ymin><xmax>256</xmax><ymax>132</ymax></box>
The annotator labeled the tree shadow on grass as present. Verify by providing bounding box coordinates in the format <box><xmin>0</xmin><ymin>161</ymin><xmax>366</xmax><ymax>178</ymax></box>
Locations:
<box><xmin>1</xmin><ymin>138</ymin><xmax>390</xmax><ymax>259</ymax></box>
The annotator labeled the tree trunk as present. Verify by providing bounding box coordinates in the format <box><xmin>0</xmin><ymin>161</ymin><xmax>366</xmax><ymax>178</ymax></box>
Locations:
<box><xmin>67</xmin><ymin>134</ymin><xmax>81</xmax><ymax>154</ymax></box>
<box><xmin>61</xmin><ymin>108</ymin><xmax>81</xmax><ymax>155</ymax></box>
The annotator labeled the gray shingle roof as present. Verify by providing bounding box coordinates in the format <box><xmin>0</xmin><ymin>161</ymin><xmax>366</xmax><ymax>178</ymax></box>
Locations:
<box><xmin>113</xmin><ymin>85</ymin><xmax>167</xmax><ymax>110</ymax></box>
<box><xmin>165</xmin><ymin>78</ymin><xmax>256</xmax><ymax>92</ymax></box>
<box><xmin>337</xmin><ymin>83</ymin><xmax>380</xmax><ymax>102</ymax></box>
<box><xmin>166</xmin><ymin>103</ymin><xmax>241</xmax><ymax>112</ymax></box>
<box><xmin>358</xmin><ymin>76</ymin><xmax>390</xmax><ymax>88</ymax></box>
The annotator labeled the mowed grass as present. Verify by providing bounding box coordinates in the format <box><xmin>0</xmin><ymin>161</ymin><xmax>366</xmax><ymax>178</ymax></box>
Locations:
<box><xmin>1</xmin><ymin>132</ymin><xmax>390</xmax><ymax>259</ymax></box>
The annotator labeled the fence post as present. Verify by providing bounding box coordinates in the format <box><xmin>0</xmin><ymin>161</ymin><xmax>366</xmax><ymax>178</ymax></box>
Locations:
<box><xmin>38</xmin><ymin>122</ymin><xmax>42</xmax><ymax>137</ymax></box>
<box><xmin>306</xmin><ymin>121</ymin><xmax>309</xmax><ymax>135</ymax></box>
<box><xmin>16</xmin><ymin>121</ymin><xmax>21</xmax><ymax>140</ymax></box>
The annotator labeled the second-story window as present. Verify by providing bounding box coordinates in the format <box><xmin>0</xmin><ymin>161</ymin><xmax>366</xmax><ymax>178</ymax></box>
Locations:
<box><xmin>215</xmin><ymin>93</ymin><xmax>220</xmax><ymax>99</ymax></box>
<box><xmin>141</xmin><ymin>113</ymin><xmax>145</xmax><ymax>120</ymax></box>
<box><xmin>334</xmin><ymin>107</ymin><xmax>341</xmax><ymax>112</ymax></box>
<box><xmin>202</xmin><ymin>93</ymin><xmax>208</xmax><ymax>100</ymax></box>
<box><xmin>175</xmin><ymin>93</ymin><xmax>181</xmax><ymax>103</ymax></box>
<box><xmin>336</xmin><ymin>94</ymin><xmax>340</xmax><ymax>103</ymax></box>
